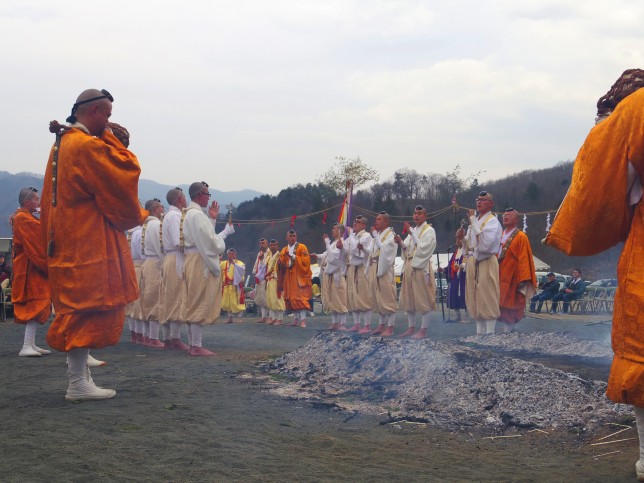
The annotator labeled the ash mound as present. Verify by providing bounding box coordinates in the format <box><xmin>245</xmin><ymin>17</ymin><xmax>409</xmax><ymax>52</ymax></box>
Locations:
<box><xmin>264</xmin><ymin>332</ymin><xmax>630</xmax><ymax>431</ymax></box>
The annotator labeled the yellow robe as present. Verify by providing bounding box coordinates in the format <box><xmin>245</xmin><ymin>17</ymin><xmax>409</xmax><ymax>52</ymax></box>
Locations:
<box><xmin>220</xmin><ymin>260</ymin><xmax>245</xmax><ymax>313</ymax></box>
<box><xmin>545</xmin><ymin>88</ymin><xmax>644</xmax><ymax>406</ymax></box>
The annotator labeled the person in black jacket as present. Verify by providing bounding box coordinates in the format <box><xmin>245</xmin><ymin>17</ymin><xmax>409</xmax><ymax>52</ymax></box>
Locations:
<box><xmin>529</xmin><ymin>272</ymin><xmax>560</xmax><ymax>313</ymax></box>
<box><xmin>550</xmin><ymin>269</ymin><xmax>586</xmax><ymax>314</ymax></box>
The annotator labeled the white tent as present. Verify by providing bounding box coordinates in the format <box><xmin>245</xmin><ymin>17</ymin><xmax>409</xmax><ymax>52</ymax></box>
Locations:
<box><xmin>532</xmin><ymin>255</ymin><xmax>550</xmax><ymax>271</ymax></box>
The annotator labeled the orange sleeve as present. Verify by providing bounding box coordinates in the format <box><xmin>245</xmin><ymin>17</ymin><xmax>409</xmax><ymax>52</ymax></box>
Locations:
<box><xmin>84</xmin><ymin>129</ymin><xmax>146</xmax><ymax>230</ymax></box>
<box><xmin>545</xmin><ymin>90</ymin><xmax>644</xmax><ymax>255</ymax></box>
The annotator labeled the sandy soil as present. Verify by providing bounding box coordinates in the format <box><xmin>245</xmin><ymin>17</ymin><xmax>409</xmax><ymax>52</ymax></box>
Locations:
<box><xmin>0</xmin><ymin>311</ymin><xmax>639</xmax><ymax>482</ymax></box>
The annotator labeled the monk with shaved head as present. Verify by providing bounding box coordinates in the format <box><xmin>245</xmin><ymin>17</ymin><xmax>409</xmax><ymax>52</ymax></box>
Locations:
<box><xmin>42</xmin><ymin>88</ymin><xmax>147</xmax><ymax>401</ymax></box>
<box><xmin>497</xmin><ymin>208</ymin><xmax>536</xmax><ymax>333</ymax></box>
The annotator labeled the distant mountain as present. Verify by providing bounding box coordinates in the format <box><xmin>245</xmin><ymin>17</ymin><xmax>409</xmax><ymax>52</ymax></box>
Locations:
<box><xmin>137</xmin><ymin>179</ymin><xmax>262</xmax><ymax>209</ymax></box>
<box><xmin>0</xmin><ymin>171</ymin><xmax>263</xmax><ymax>239</ymax></box>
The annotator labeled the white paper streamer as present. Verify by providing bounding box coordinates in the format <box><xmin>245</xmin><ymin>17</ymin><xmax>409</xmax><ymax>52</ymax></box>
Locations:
<box><xmin>546</xmin><ymin>213</ymin><xmax>551</xmax><ymax>232</ymax></box>
<box><xmin>523</xmin><ymin>214</ymin><xmax>528</xmax><ymax>233</ymax></box>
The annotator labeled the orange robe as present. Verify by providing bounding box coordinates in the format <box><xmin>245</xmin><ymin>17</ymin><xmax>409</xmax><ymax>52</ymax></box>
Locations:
<box><xmin>11</xmin><ymin>209</ymin><xmax>51</xmax><ymax>324</ymax></box>
<box><xmin>497</xmin><ymin>230</ymin><xmax>536</xmax><ymax>324</ymax></box>
<box><xmin>40</xmin><ymin>127</ymin><xmax>147</xmax><ymax>351</ymax></box>
<box><xmin>278</xmin><ymin>243</ymin><xmax>312</xmax><ymax>311</ymax></box>
<box><xmin>544</xmin><ymin>88</ymin><xmax>644</xmax><ymax>407</ymax></box>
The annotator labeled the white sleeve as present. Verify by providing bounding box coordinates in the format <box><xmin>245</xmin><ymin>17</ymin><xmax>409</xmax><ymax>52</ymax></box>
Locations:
<box><xmin>371</xmin><ymin>230</ymin><xmax>382</xmax><ymax>248</ymax></box>
<box><xmin>411</xmin><ymin>226</ymin><xmax>436</xmax><ymax>271</ymax></box>
<box><xmin>186</xmin><ymin>212</ymin><xmax>226</xmax><ymax>275</ymax></box>
<box><xmin>162</xmin><ymin>211</ymin><xmax>181</xmax><ymax>251</ymax></box>
<box><xmin>476</xmin><ymin>218</ymin><xmax>502</xmax><ymax>260</ymax></box>
<box><xmin>218</xmin><ymin>222</ymin><xmax>235</xmax><ymax>240</ymax></box>
<box><xmin>232</xmin><ymin>262</ymin><xmax>245</xmax><ymax>285</ymax></box>
<box><xmin>145</xmin><ymin>220</ymin><xmax>164</xmax><ymax>258</ymax></box>
<box><xmin>377</xmin><ymin>236</ymin><xmax>398</xmax><ymax>278</ymax></box>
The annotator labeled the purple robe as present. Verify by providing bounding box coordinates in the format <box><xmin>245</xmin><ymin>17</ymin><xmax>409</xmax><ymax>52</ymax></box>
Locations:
<box><xmin>447</xmin><ymin>251</ymin><xmax>466</xmax><ymax>309</ymax></box>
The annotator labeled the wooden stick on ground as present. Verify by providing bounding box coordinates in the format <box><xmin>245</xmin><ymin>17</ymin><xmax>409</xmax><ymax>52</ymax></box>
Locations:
<box><xmin>593</xmin><ymin>450</ymin><xmax>622</xmax><ymax>458</ymax></box>
<box><xmin>590</xmin><ymin>437</ymin><xmax>635</xmax><ymax>446</ymax></box>
<box><xmin>482</xmin><ymin>435</ymin><xmax>522</xmax><ymax>440</ymax></box>
<box><xmin>606</xmin><ymin>422</ymin><xmax>632</xmax><ymax>429</ymax></box>
<box><xmin>594</xmin><ymin>427</ymin><xmax>631</xmax><ymax>442</ymax></box>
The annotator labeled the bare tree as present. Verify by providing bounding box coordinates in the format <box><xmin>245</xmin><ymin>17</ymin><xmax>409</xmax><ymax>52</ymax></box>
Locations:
<box><xmin>316</xmin><ymin>156</ymin><xmax>380</xmax><ymax>194</ymax></box>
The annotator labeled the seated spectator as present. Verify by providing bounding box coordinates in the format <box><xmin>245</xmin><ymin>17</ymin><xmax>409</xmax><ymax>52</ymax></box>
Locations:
<box><xmin>0</xmin><ymin>255</ymin><xmax>11</xmax><ymax>284</ymax></box>
<box><xmin>550</xmin><ymin>268</ymin><xmax>586</xmax><ymax>314</ymax></box>
<box><xmin>529</xmin><ymin>272</ymin><xmax>560</xmax><ymax>313</ymax></box>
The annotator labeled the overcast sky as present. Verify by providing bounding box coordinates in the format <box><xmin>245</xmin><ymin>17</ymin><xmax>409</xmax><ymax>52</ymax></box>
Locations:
<box><xmin>1</xmin><ymin>0</ymin><xmax>642</xmax><ymax>195</ymax></box>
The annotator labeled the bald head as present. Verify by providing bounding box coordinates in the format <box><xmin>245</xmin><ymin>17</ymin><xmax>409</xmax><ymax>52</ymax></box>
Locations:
<box><xmin>166</xmin><ymin>188</ymin><xmax>186</xmax><ymax>208</ymax></box>
<box><xmin>19</xmin><ymin>187</ymin><xmax>38</xmax><ymax>206</ymax></box>
<box><xmin>502</xmin><ymin>209</ymin><xmax>520</xmax><ymax>229</ymax></box>
<box><xmin>69</xmin><ymin>88</ymin><xmax>113</xmax><ymax>136</ymax></box>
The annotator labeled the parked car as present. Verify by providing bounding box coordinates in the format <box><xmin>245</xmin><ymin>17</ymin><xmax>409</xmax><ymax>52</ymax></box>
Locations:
<box><xmin>589</xmin><ymin>279</ymin><xmax>618</xmax><ymax>288</ymax></box>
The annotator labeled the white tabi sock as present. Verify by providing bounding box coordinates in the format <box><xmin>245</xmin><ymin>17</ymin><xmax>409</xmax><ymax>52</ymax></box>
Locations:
<box><xmin>276</xmin><ymin>311</ymin><xmax>284</xmax><ymax>321</ymax></box>
<box><xmin>299</xmin><ymin>310</ymin><xmax>307</xmax><ymax>321</ymax></box>
<box><xmin>387</xmin><ymin>313</ymin><xmax>396</xmax><ymax>327</ymax></box>
<box><xmin>134</xmin><ymin>319</ymin><xmax>144</xmax><ymax>335</ymax></box>
<box><xmin>23</xmin><ymin>320</ymin><xmax>38</xmax><ymax>347</ymax></box>
<box><xmin>65</xmin><ymin>348</ymin><xmax>115</xmax><ymax>401</ymax></box>
<box><xmin>19</xmin><ymin>320</ymin><xmax>43</xmax><ymax>356</ymax></box>
<box><xmin>407</xmin><ymin>312</ymin><xmax>416</xmax><ymax>328</ymax></box>
<box><xmin>339</xmin><ymin>313</ymin><xmax>347</xmax><ymax>326</ymax></box>
<box><xmin>261</xmin><ymin>307</ymin><xmax>269</xmax><ymax>318</ymax></box>
<box><xmin>189</xmin><ymin>324</ymin><xmax>203</xmax><ymax>347</ymax></box>
<box><xmin>352</xmin><ymin>312</ymin><xmax>360</xmax><ymax>325</ymax></box>
<box><xmin>68</xmin><ymin>348</ymin><xmax>90</xmax><ymax>374</ymax></box>
<box><xmin>126</xmin><ymin>317</ymin><xmax>135</xmax><ymax>331</ymax></box>
<box><xmin>421</xmin><ymin>312</ymin><xmax>431</xmax><ymax>329</ymax></box>
<box><xmin>485</xmin><ymin>320</ymin><xmax>496</xmax><ymax>335</ymax></box>
<box><xmin>476</xmin><ymin>321</ymin><xmax>486</xmax><ymax>335</ymax></box>
<box><xmin>362</xmin><ymin>310</ymin><xmax>373</xmax><ymax>327</ymax></box>
<box><xmin>331</xmin><ymin>313</ymin><xmax>338</xmax><ymax>324</ymax></box>
<box><xmin>148</xmin><ymin>320</ymin><xmax>161</xmax><ymax>340</ymax></box>
<box><xmin>169</xmin><ymin>321</ymin><xmax>182</xmax><ymax>340</ymax></box>
<box><xmin>160</xmin><ymin>324</ymin><xmax>171</xmax><ymax>341</ymax></box>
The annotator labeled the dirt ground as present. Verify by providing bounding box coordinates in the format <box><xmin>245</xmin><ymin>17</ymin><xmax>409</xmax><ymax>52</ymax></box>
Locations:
<box><xmin>0</xmin><ymin>310</ymin><xmax>639</xmax><ymax>482</ymax></box>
